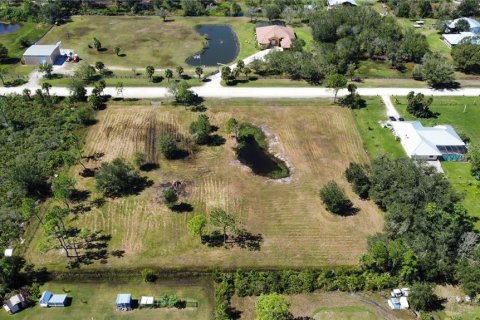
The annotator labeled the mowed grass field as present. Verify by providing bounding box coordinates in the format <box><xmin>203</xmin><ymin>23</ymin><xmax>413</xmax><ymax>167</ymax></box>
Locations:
<box><xmin>25</xmin><ymin>99</ymin><xmax>383</xmax><ymax>270</ymax></box>
<box><xmin>0</xmin><ymin>277</ymin><xmax>213</xmax><ymax>320</ymax></box>
<box><xmin>39</xmin><ymin>15</ymin><xmax>257</xmax><ymax>69</ymax></box>
<box><xmin>231</xmin><ymin>291</ymin><xmax>413</xmax><ymax>320</ymax></box>
<box><xmin>394</xmin><ymin>96</ymin><xmax>480</xmax><ymax>228</ymax></box>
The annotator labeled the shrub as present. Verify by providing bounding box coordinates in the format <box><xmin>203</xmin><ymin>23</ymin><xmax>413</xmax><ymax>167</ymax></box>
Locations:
<box><xmin>141</xmin><ymin>269</ymin><xmax>157</xmax><ymax>282</ymax></box>
<box><xmin>319</xmin><ymin>181</ymin><xmax>354</xmax><ymax>215</ymax></box>
<box><xmin>159</xmin><ymin>135</ymin><xmax>179</xmax><ymax>159</ymax></box>
<box><xmin>95</xmin><ymin>158</ymin><xmax>147</xmax><ymax>197</ymax></box>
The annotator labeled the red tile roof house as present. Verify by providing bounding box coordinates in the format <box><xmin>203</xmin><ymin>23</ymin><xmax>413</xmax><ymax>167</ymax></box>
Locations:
<box><xmin>255</xmin><ymin>25</ymin><xmax>296</xmax><ymax>50</ymax></box>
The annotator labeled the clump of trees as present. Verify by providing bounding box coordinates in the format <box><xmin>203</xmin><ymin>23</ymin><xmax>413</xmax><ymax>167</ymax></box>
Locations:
<box><xmin>189</xmin><ymin>114</ymin><xmax>213</xmax><ymax>145</ymax></box>
<box><xmin>95</xmin><ymin>158</ymin><xmax>148</xmax><ymax>197</ymax></box>
<box><xmin>319</xmin><ymin>181</ymin><xmax>354</xmax><ymax>215</ymax></box>
<box><xmin>169</xmin><ymin>81</ymin><xmax>201</xmax><ymax>106</ymax></box>
<box><xmin>414</xmin><ymin>53</ymin><xmax>455</xmax><ymax>87</ymax></box>
<box><xmin>345</xmin><ymin>162</ymin><xmax>370</xmax><ymax>199</ymax></box>
<box><xmin>339</xmin><ymin>84</ymin><xmax>366</xmax><ymax>109</ymax></box>
<box><xmin>452</xmin><ymin>41</ymin><xmax>480</xmax><ymax>74</ymax></box>
<box><xmin>406</xmin><ymin>91</ymin><xmax>434</xmax><ymax>118</ymax></box>
<box><xmin>158</xmin><ymin>134</ymin><xmax>180</xmax><ymax>159</ymax></box>
<box><xmin>255</xmin><ymin>293</ymin><xmax>291</xmax><ymax>320</ymax></box>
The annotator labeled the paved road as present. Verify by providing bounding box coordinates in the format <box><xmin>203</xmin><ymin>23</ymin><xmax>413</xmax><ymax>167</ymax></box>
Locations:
<box><xmin>3</xmin><ymin>85</ymin><xmax>480</xmax><ymax>99</ymax></box>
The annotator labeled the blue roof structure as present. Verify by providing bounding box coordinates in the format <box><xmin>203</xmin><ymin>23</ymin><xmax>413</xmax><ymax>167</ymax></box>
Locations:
<box><xmin>49</xmin><ymin>294</ymin><xmax>67</xmax><ymax>305</ymax></box>
<box><xmin>448</xmin><ymin>18</ymin><xmax>480</xmax><ymax>34</ymax></box>
<box><xmin>115</xmin><ymin>294</ymin><xmax>132</xmax><ymax>305</ymax></box>
<box><xmin>39</xmin><ymin>291</ymin><xmax>53</xmax><ymax>305</ymax></box>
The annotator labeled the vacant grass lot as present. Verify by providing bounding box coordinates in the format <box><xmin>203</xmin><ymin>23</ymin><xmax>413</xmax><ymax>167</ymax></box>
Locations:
<box><xmin>394</xmin><ymin>96</ymin><xmax>480</xmax><ymax>228</ymax></box>
<box><xmin>39</xmin><ymin>16</ymin><xmax>257</xmax><ymax>69</ymax></box>
<box><xmin>352</xmin><ymin>97</ymin><xmax>405</xmax><ymax>159</ymax></box>
<box><xmin>0</xmin><ymin>277</ymin><xmax>213</xmax><ymax>320</ymax></box>
<box><xmin>25</xmin><ymin>99</ymin><xmax>382</xmax><ymax>271</ymax></box>
<box><xmin>231</xmin><ymin>291</ymin><xmax>413</xmax><ymax>320</ymax></box>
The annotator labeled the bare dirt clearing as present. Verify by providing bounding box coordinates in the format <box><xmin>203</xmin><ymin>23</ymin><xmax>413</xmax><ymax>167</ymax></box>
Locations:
<box><xmin>26</xmin><ymin>100</ymin><xmax>383</xmax><ymax>270</ymax></box>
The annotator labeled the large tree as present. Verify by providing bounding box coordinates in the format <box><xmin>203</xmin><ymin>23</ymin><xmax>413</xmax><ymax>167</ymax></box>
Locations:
<box><xmin>210</xmin><ymin>208</ymin><xmax>236</xmax><ymax>244</ymax></box>
<box><xmin>52</xmin><ymin>173</ymin><xmax>76</xmax><ymax>209</ymax></box>
<box><xmin>325</xmin><ymin>73</ymin><xmax>347</xmax><ymax>103</ymax></box>
<box><xmin>95</xmin><ymin>158</ymin><xmax>145</xmax><ymax>197</ymax></box>
<box><xmin>255</xmin><ymin>293</ymin><xmax>291</xmax><ymax>320</ymax></box>
<box><xmin>452</xmin><ymin>42</ymin><xmax>480</xmax><ymax>74</ymax></box>
<box><xmin>187</xmin><ymin>214</ymin><xmax>207</xmax><ymax>240</ymax></box>
<box><xmin>421</xmin><ymin>53</ymin><xmax>455</xmax><ymax>87</ymax></box>
<box><xmin>189</xmin><ymin>114</ymin><xmax>212</xmax><ymax>145</ymax></box>
<box><xmin>406</xmin><ymin>91</ymin><xmax>434</xmax><ymax>118</ymax></box>
<box><xmin>319</xmin><ymin>181</ymin><xmax>353</xmax><ymax>215</ymax></box>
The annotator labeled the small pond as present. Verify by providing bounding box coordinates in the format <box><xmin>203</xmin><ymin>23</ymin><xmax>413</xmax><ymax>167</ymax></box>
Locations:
<box><xmin>236</xmin><ymin>124</ymin><xmax>290</xmax><ymax>179</ymax></box>
<box><xmin>186</xmin><ymin>24</ymin><xmax>239</xmax><ymax>67</ymax></box>
<box><xmin>0</xmin><ymin>23</ymin><xmax>20</xmax><ymax>34</ymax></box>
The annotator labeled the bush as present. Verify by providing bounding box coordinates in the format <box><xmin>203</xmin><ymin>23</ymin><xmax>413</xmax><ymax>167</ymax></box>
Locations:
<box><xmin>159</xmin><ymin>135</ymin><xmax>179</xmax><ymax>159</ymax></box>
<box><xmin>95</xmin><ymin>158</ymin><xmax>147</xmax><ymax>197</ymax></box>
<box><xmin>189</xmin><ymin>114</ymin><xmax>212</xmax><ymax>145</ymax></box>
<box><xmin>345</xmin><ymin>162</ymin><xmax>370</xmax><ymax>199</ymax></box>
<box><xmin>409</xmin><ymin>282</ymin><xmax>442</xmax><ymax>312</ymax></box>
<box><xmin>141</xmin><ymin>269</ymin><xmax>157</xmax><ymax>282</ymax></box>
<box><xmin>163</xmin><ymin>187</ymin><xmax>178</xmax><ymax>208</ymax></box>
<box><xmin>319</xmin><ymin>181</ymin><xmax>354</xmax><ymax>215</ymax></box>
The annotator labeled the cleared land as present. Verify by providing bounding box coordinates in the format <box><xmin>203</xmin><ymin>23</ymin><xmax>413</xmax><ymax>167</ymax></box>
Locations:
<box><xmin>39</xmin><ymin>15</ymin><xmax>257</xmax><ymax>69</ymax></box>
<box><xmin>25</xmin><ymin>99</ymin><xmax>383</xmax><ymax>270</ymax></box>
<box><xmin>0</xmin><ymin>277</ymin><xmax>213</xmax><ymax>320</ymax></box>
<box><xmin>231</xmin><ymin>291</ymin><xmax>413</xmax><ymax>320</ymax></box>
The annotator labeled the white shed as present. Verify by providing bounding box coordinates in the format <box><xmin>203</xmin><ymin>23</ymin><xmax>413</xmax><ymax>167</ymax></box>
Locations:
<box><xmin>23</xmin><ymin>42</ymin><xmax>61</xmax><ymax>65</ymax></box>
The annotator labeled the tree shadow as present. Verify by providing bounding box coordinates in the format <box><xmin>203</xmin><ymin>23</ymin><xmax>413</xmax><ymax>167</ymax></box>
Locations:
<box><xmin>208</xmin><ymin>134</ymin><xmax>226</xmax><ymax>146</ymax></box>
<box><xmin>118</xmin><ymin>53</ymin><xmax>127</xmax><ymax>57</ymax></box>
<box><xmin>140</xmin><ymin>162</ymin><xmax>159</xmax><ymax>171</ymax></box>
<box><xmin>201</xmin><ymin>231</ymin><xmax>224</xmax><ymax>247</ymax></box>
<box><xmin>170</xmin><ymin>149</ymin><xmax>190</xmax><ymax>160</ymax></box>
<box><xmin>171</xmin><ymin>202</ymin><xmax>193</xmax><ymax>213</ymax></box>
<box><xmin>111</xmin><ymin>249</ymin><xmax>125</xmax><ymax>258</ymax></box>
<box><xmin>181</xmin><ymin>74</ymin><xmax>192</xmax><ymax>80</ymax></box>
<box><xmin>233</xmin><ymin>229</ymin><xmax>263</xmax><ymax>251</ymax></box>
<box><xmin>152</xmin><ymin>76</ymin><xmax>164</xmax><ymax>83</ymax></box>
<box><xmin>97</xmin><ymin>48</ymin><xmax>108</xmax><ymax>52</ymax></box>
<box><xmin>228</xmin><ymin>307</ymin><xmax>242</xmax><ymax>320</ymax></box>
<box><xmin>1</xmin><ymin>57</ymin><xmax>20</xmax><ymax>64</ymax></box>
<box><xmin>70</xmin><ymin>189</ymin><xmax>91</xmax><ymax>202</ymax></box>
<box><xmin>190</xmin><ymin>105</ymin><xmax>207</xmax><ymax>112</ymax></box>
<box><xmin>79</xmin><ymin>168</ymin><xmax>96</xmax><ymax>177</ymax></box>
<box><xmin>431</xmin><ymin>81</ymin><xmax>461</xmax><ymax>90</ymax></box>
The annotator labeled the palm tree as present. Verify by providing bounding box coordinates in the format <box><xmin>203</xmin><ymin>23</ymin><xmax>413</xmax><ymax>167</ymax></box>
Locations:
<box><xmin>176</xmin><ymin>66</ymin><xmax>184</xmax><ymax>79</ymax></box>
<box><xmin>42</xmin><ymin>82</ymin><xmax>52</xmax><ymax>96</ymax></box>
<box><xmin>165</xmin><ymin>69</ymin><xmax>173</xmax><ymax>82</ymax></box>
<box><xmin>243</xmin><ymin>67</ymin><xmax>251</xmax><ymax>81</ymax></box>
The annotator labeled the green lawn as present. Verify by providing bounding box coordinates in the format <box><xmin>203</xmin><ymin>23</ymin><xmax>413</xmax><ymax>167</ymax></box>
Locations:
<box><xmin>352</xmin><ymin>97</ymin><xmax>405</xmax><ymax>159</ymax></box>
<box><xmin>0</xmin><ymin>278</ymin><xmax>214</xmax><ymax>320</ymax></box>
<box><xmin>312</xmin><ymin>305</ymin><xmax>377</xmax><ymax>320</ymax></box>
<box><xmin>356</xmin><ymin>60</ymin><xmax>413</xmax><ymax>79</ymax></box>
<box><xmin>39</xmin><ymin>16</ymin><xmax>258</xmax><ymax>69</ymax></box>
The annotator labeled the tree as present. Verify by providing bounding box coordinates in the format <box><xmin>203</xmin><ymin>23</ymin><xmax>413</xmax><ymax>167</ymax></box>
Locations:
<box><xmin>93</xmin><ymin>37</ymin><xmax>102</xmax><ymax>51</ymax></box>
<box><xmin>176</xmin><ymin>65</ymin><xmax>184</xmax><ymax>78</ymax></box>
<box><xmin>157</xmin><ymin>7</ymin><xmax>169</xmax><ymax>21</ymax></box>
<box><xmin>406</xmin><ymin>91</ymin><xmax>434</xmax><ymax>118</ymax></box>
<box><xmin>421</xmin><ymin>53</ymin><xmax>455</xmax><ymax>87</ymax></box>
<box><xmin>243</xmin><ymin>67</ymin><xmax>251</xmax><ymax>81</ymax></box>
<box><xmin>132</xmin><ymin>151</ymin><xmax>146</xmax><ymax>169</ymax></box>
<box><xmin>452</xmin><ymin>42</ymin><xmax>480</xmax><ymax>74</ymax></box>
<box><xmin>456</xmin><ymin>244</ymin><xmax>480</xmax><ymax>297</ymax></box>
<box><xmin>455</xmin><ymin>19</ymin><xmax>471</xmax><ymax>32</ymax></box>
<box><xmin>115</xmin><ymin>81</ymin><xmax>124</xmax><ymax>98</ymax></box>
<box><xmin>41</xmin><ymin>82</ymin><xmax>52</xmax><ymax>96</ymax></box>
<box><xmin>231</xmin><ymin>2</ymin><xmax>241</xmax><ymax>16</ymax></box>
<box><xmin>38</xmin><ymin>62</ymin><xmax>53</xmax><ymax>79</ymax></box>
<box><xmin>95</xmin><ymin>158</ymin><xmax>145</xmax><ymax>197</ymax></box>
<box><xmin>170</xmin><ymin>80</ymin><xmax>199</xmax><ymax>105</ymax></box>
<box><xmin>195</xmin><ymin>66</ymin><xmax>203</xmax><ymax>79</ymax></box>
<box><xmin>345</xmin><ymin>162</ymin><xmax>370</xmax><ymax>199</ymax></box>
<box><xmin>264</xmin><ymin>4</ymin><xmax>281</xmax><ymax>21</ymax></box>
<box><xmin>0</xmin><ymin>67</ymin><xmax>7</xmax><ymax>86</ymax></box>
<box><xmin>221</xmin><ymin>66</ymin><xmax>233</xmax><ymax>85</ymax></box>
<box><xmin>159</xmin><ymin>134</ymin><xmax>179</xmax><ymax>159</ymax></box>
<box><xmin>456</xmin><ymin>0</ymin><xmax>480</xmax><ymax>17</ymax></box>
<box><xmin>52</xmin><ymin>173</ymin><xmax>76</xmax><ymax>209</ymax></box>
<box><xmin>226</xmin><ymin>117</ymin><xmax>239</xmax><ymax>138</ymax></box>
<box><xmin>141</xmin><ymin>269</ymin><xmax>157</xmax><ymax>282</ymax></box>
<box><xmin>255</xmin><ymin>293</ymin><xmax>291</xmax><ymax>320</ymax></box>
<box><xmin>114</xmin><ymin>46</ymin><xmax>121</xmax><ymax>56</ymax></box>
<box><xmin>281</xmin><ymin>6</ymin><xmax>297</xmax><ymax>24</ymax></box>
<box><xmin>319</xmin><ymin>181</ymin><xmax>353</xmax><ymax>215</ymax></box>
<box><xmin>182</xmin><ymin>0</ymin><xmax>205</xmax><ymax>16</ymax></box>
<box><xmin>409</xmin><ymin>282</ymin><xmax>441</xmax><ymax>312</ymax></box>
<box><xmin>68</xmin><ymin>77</ymin><xmax>87</xmax><ymax>102</ymax></box>
<box><xmin>75</xmin><ymin>62</ymin><xmax>96</xmax><ymax>82</ymax></box>
<box><xmin>189</xmin><ymin>114</ymin><xmax>212</xmax><ymax>145</ymax></box>
<box><xmin>467</xmin><ymin>144</ymin><xmax>480</xmax><ymax>179</ymax></box>
<box><xmin>21</xmin><ymin>198</ymin><xmax>44</xmax><ymax>226</ymax></box>
<box><xmin>210</xmin><ymin>208</ymin><xmax>236</xmax><ymax>244</ymax></box>
<box><xmin>187</xmin><ymin>214</ymin><xmax>207</xmax><ymax>239</ymax></box>
<box><xmin>165</xmin><ymin>69</ymin><xmax>173</xmax><ymax>82</ymax></box>
<box><xmin>95</xmin><ymin>61</ymin><xmax>105</xmax><ymax>74</ymax></box>
<box><xmin>145</xmin><ymin>65</ymin><xmax>155</xmax><ymax>81</ymax></box>
<box><xmin>326</xmin><ymin>73</ymin><xmax>347</xmax><ymax>103</ymax></box>
<box><xmin>163</xmin><ymin>187</ymin><xmax>178</xmax><ymax>208</ymax></box>
<box><xmin>0</xmin><ymin>43</ymin><xmax>8</xmax><ymax>61</ymax></box>
<box><xmin>346</xmin><ymin>63</ymin><xmax>356</xmax><ymax>81</ymax></box>
<box><xmin>247</xmin><ymin>6</ymin><xmax>258</xmax><ymax>22</ymax></box>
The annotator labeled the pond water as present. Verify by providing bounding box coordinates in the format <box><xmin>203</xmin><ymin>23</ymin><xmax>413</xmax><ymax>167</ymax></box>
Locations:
<box><xmin>236</xmin><ymin>125</ymin><xmax>290</xmax><ymax>179</ymax></box>
<box><xmin>186</xmin><ymin>24</ymin><xmax>239</xmax><ymax>67</ymax></box>
<box><xmin>0</xmin><ymin>23</ymin><xmax>20</xmax><ymax>34</ymax></box>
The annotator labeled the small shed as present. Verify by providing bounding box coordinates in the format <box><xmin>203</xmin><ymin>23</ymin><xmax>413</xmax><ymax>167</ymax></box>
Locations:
<box><xmin>23</xmin><ymin>42</ymin><xmax>61</xmax><ymax>65</ymax></box>
<box><xmin>3</xmin><ymin>294</ymin><xmax>26</xmax><ymax>314</ymax></box>
<box><xmin>115</xmin><ymin>294</ymin><xmax>132</xmax><ymax>311</ymax></box>
<box><xmin>39</xmin><ymin>290</ymin><xmax>67</xmax><ymax>307</ymax></box>
<box><xmin>139</xmin><ymin>296</ymin><xmax>154</xmax><ymax>308</ymax></box>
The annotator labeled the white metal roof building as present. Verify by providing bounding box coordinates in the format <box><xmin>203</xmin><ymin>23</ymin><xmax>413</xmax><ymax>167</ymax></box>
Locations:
<box><xmin>327</xmin><ymin>0</ymin><xmax>357</xmax><ymax>6</ymax></box>
<box><xmin>23</xmin><ymin>42</ymin><xmax>61</xmax><ymax>65</ymax></box>
<box><xmin>391</xmin><ymin>121</ymin><xmax>466</xmax><ymax>161</ymax></box>
<box><xmin>442</xmin><ymin>32</ymin><xmax>480</xmax><ymax>47</ymax></box>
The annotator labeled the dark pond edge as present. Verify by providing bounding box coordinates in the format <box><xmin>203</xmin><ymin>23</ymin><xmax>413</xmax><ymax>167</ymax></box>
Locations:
<box><xmin>186</xmin><ymin>24</ymin><xmax>240</xmax><ymax>67</ymax></box>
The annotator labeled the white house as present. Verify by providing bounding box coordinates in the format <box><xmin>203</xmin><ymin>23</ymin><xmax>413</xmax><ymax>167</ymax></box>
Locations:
<box><xmin>391</xmin><ymin>121</ymin><xmax>466</xmax><ymax>161</ymax></box>
<box><xmin>3</xmin><ymin>294</ymin><xmax>26</xmax><ymax>314</ymax></box>
<box><xmin>442</xmin><ymin>17</ymin><xmax>480</xmax><ymax>47</ymax></box>
<box><xmin>23</xmin><ymin>42</ymin><xmax>61</xmax><ymax>65</ymax></box>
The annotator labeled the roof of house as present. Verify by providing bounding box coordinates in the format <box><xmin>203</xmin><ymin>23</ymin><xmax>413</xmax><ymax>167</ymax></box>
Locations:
<box><xmin>443</xmin><ymin>32</ymin><xmax>480</xmax><ymax>45</ymax></box>
<box><xmin>4</xmin><ymin>249</ymin><xmax>12</xmax><ymax>257</ymax></box>
<box><xmin>139</xmin><ymin>296</ymin><xmax>154</xmax><ymax>305</ymax></box>
<box><xmin>4</xmin><ymin>294</ymin><xmax>24</xmax><ymax>308</ymax></box>
<box><xmin>392</xmin><ymin>121</ymin><xmax>465</xmax><ymax>157</ymax></box>
<box><xmin>49</xmin><ymin>294</ymin><xmax>67</xmax><ymax>305</ymax></box>
<box><xmin>40</xmin><ymin>291</ymin><xmax>53</xmax><ymax>305</ymax></box>
<box><xmin>447</xmin><ymin>17</ymin><xmax>480</xmax><ymax>32</ymax></box>
<box><xmin>115</xmin><ymin>294</ymin><xmax>132</xmax><ymax>305</ymax></box>
<box><xmin>328</xmin><ymin>0</ymin><xmax>357</xmax><ymax>6</ymax></box>
<box><xmin>23</xmin><ymin>44</ymin><xmax>60</xmax><ymax>57</ymax></box>
<box><xmin>255</xmin><ymin>25</ymin><xmax>296</xmax><ymax>48</ymax></box>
